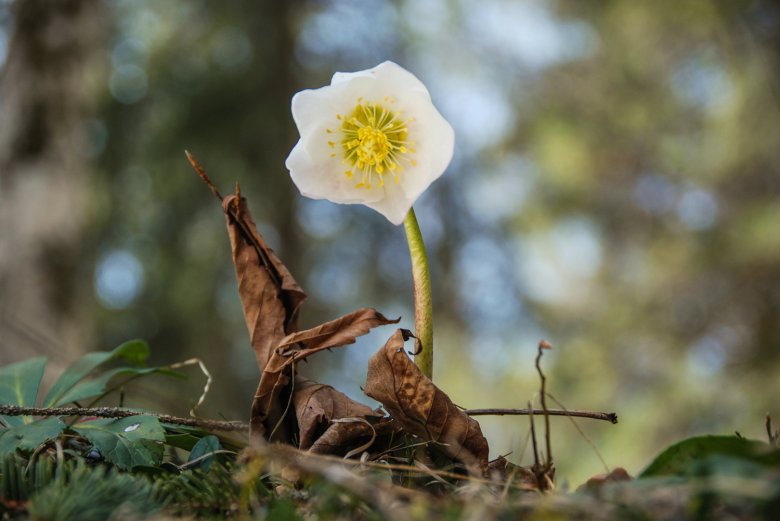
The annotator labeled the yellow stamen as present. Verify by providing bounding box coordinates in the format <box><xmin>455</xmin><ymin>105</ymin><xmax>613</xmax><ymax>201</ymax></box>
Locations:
<box><xmin>328</xmin><ymin>99</ymin><xmax>416</xmax><ymax>190</ymax></box>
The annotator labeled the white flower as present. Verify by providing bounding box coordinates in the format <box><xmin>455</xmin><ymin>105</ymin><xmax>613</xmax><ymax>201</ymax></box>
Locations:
<box><xmin>285</xmin><ymin>61</ymin><xmax>455</xmax><ymax>226</ymax></box>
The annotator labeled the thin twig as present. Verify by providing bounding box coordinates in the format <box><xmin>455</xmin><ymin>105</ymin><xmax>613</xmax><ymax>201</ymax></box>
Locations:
<box><xmin>528</xmin><ymin>400</ymin><xmax>539</xmax><ymax>468</ymax></box>
<box><xmin>464</xmin><ymin>408</ymin><xmax>617</xmax><ymax>424</ymax></box>
<box><xmin>515</xmin><ymin>427</ymin><xmax>532</xmax><ymax>468</ymax></box>
<box><xmin>185</xmin><ymin>150</ymin><xmax>223</xmax><ymax>200</ymax></box>
<box><xmin>546</xmin><ymin>393</ymin><xmax>610</xmax><ymax>473</ymax></box>
<box><xmin>536</xmin><ymin>340</ymin><xmax>552</xmax><ymax>465</ymax></box>
<box><xmin>339</xmin><ymin>417</ymin><xmax>378</xmax><ymax>460</ymax></box>
<box><xmin>767</xmin><ymin>413</ymin><xmax>778</xmax><ymax>446</ymax></box>
<box><xmin>168</xmin><ymin>357</ymin><xmax>212</xmax><ymax>417</ymax></box>
<box><xmin>0</xmin><ymin>405</ymin><xmax>248</xmax><ymax>432</ymax></box>
<box><xmin>186</xmin><ymin>150</ymin><xmax>282</xmax><ymax>290</ymax></box>
<box><xmin>178</xmin><ymin>449</ymin><xmax>237</xmax><ymax>471</ymax></box>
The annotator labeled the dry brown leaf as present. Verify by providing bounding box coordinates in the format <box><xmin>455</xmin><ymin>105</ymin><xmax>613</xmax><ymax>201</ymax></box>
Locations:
<box><xmin>253</xmin><ymin>308</ymin><xmax>398</xmax><ymax>440</ymax></box>
<box><xmin>292</xmin><ymin>376</ymin><xmax>399</xmax><ymax>457</ymax></box>
<box><xmin>293</xmin><ymin>377</ymin><xmax>375</xmax><ymax>449</ymax></box>
<box><xmin>223</xmin><ymin>194</ymin><xmax>306</xmax><ymax>366</ymax></box>
<box><xmin>271</xmin><ymin>308</ymin><xmax>400</xmax><ymax>370</ymax></box>
<box><xmin>222</xmin><ymin>194</ymin><xmax>305</xmax><ymax>438</ymax></box>
<box><xmin>310</xmin><ymin>416</ymin><xmax>401</xmax><ymax>458</ymax></box>
<box><xmin>364</xmin><ymin>329</ymin><xmax>490</xmax><ymax>475</ymax></box>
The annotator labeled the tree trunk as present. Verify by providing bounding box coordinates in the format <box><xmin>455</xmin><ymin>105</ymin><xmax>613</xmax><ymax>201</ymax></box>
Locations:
<box><xmin>0</xmin><ymin>0</ymin><xmax>106</xmax><ymax>364</ymax></box>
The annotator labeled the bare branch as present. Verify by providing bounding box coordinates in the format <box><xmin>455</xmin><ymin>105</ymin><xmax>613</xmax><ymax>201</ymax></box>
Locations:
<box><xmin>464</xmin><ymin>408</ymin><xmax>617</xmax><ymax>424</ymax></box>
<box><xmin>528</xmin><ymin>400</ymin><xmax>539</xmax><ymax>468</ymax></box>
<box><xmin>185</xmin><ymin>150</ymin><xmax>223</xmax><ymax>201</ymax></box>
<box><xmin>536</xmin><ymin>340</ymin><xmax>552</xmax><ymax>465</ymax></box>
<box><xmin>0</xmin><ymin>404</ymin><xmax>247</xmax><ymax>432</ymax></box>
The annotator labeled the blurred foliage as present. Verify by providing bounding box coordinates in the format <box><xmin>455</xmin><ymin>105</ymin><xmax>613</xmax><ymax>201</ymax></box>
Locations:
<box><xmin>2</xmin><ymin>431</ymin><xmax>780</xmax><ymax>520</ymax></box>
<box><xmin>1</xmin><ymin>0</ymin><xmax>779</xmax><ymax>487</ymax></box>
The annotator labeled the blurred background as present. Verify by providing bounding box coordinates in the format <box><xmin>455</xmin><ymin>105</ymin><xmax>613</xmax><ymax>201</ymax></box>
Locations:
<box><xmin>1</xmin><ymin>0</ymin><xmax>779</xmax><ymax>486</ymax></box>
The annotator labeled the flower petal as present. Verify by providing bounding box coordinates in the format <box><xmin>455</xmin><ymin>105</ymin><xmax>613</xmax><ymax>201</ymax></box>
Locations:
<box><xmin>331</xmin><ymin>68</ymin><xmax>373</xmax><ymax>85</ymax></box>
<box><xmin>369</xmin><ymin>61</ymin><xmax>431</xmax><ymax>98</ymax></box>
<box><xmin>332</xmin><ymin>61</ymin><xmax>429</xmax><ymax>99</ymax></box>
<box><xmin>395</xmin><ymin>92</ymin><xmax>454</xmax><ymax>202</ymax></box>
<box><xmin>291</xmin><ymin>76</ymin><xmax>373</xmax><ymax>143</ymax></box>
<box><xmin>361</xmin><ymin>180</ymin><xmax>414</xmax><ymax>226</ymax></box>
<box><xmin>286</xmin><ymin>140</ymin><xmax>335</xmax><ymax>201</ymax></box>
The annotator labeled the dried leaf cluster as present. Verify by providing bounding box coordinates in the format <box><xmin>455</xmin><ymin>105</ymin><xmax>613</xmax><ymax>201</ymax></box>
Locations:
<box><xmin>220</xmin><ymin>190</ymin><xmax>490</xmax><ymax>475</ymax></box>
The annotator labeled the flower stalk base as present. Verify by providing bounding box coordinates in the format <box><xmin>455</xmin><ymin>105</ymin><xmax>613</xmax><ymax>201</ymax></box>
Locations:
<box><xmin>403</xmin><ymin>208</ymin><xmax>433</xmax><ymax>379</ymax></box>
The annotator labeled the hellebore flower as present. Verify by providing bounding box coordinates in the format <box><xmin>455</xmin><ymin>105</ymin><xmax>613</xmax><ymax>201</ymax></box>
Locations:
<box><xmin>285</xmin><ymin>61</ymin><xmax>454</xmax><ymax>226</ymax></box>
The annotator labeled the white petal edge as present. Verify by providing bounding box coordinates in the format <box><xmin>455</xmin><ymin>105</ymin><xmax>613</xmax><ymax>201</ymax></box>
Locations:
<box><xmin>395</xmin><ymin>93</ymin><xmax>454</xmax><ymax>202</ymax></box>
<box><xmin>291</xmin><ymin>76</ymin><xmax>374</xmax><ymax>143</ymax></box>
<box><xmin>331</xmin><ymin>61</ymin><xmax>430</xmax><ymax>99</ymax></box>
<box><xmin>361</xmin><ymin>180</ymin><xmax>414</xmax><ymax>226</ymax></box>
<box><xmin>369</xmin><ymin>61</ymin><xmax>431</xmax><ymax>99</ymax></box>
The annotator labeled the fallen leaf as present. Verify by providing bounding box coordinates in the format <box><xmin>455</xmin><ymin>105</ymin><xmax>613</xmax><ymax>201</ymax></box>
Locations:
<box><xmin>293</xmin><ymin>376</ymin><xmax>395</xmax><ymax>457</ymax></box>
<box><xmin>222</xmin><ymin>194</ymin><xmax>305</xmax><ymax>438</ymax></box>
<box><xmin>313</xmin><ymin>417</ymin><xmax>400</xmax><ymax>459</ymax></box>
<box><xmin>223</xmin><ymin>194</ymin><xmax>306</xmax><ymax>370</ymax></box>
<box><xmin>364</xmin><ymin>329</ymin><xmax>490</xmax><ymax>475</ymax></box>
<box><xmin>254</xmin><ymin>308</ymin><xmax>398</xmax><ymax>441</ymax></box>
<box><xmin>270</xmin><ymin>307</ymin><xmax>399</xmax><ymax>371</ymax></box>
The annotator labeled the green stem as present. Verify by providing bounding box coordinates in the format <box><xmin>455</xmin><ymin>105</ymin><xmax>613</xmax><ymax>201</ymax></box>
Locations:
<box><xmin>403</xmin><ymin>207</ymin><xmax>433</xmax><ymax>379</ymax></box>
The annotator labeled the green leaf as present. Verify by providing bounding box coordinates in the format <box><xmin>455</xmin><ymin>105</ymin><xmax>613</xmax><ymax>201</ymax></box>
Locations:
<box><xmin>43</xmin><ymin>339</ymin><xmax>150</xmax><ymax>407</ymax></box>
<box><xmin>0</xmin><ymin>417</ymin><xmax>65</xmax><ymax>455</ymax></box>
<box><xmin>0</xmin><ymin>357</ymin><xmax>46</xmax><ymax>427</ymax></box>
<box><xmin>164</xmin><ymin>433</ymin><xmax>202</xmax><ymax>451</ymax></box>
<box><xmin>188</xmin><ymin>435</ymin><xmax>221</xmax><ymax>470</ymax></box>
<box><xmin>53</xmin><ymin>366</ymin><xmax>179</xmax><ymax>407</ymax></box>
<box><xmin>71</xmin><ymin>415</ymin><xmax>165</xmax><ymax>470</ymax></box>
<box><xmin>162</xmin><ymin>424</ymin><xmax>247</xmax><ymax>452</ymax></box>
<box><xmin>639</xmin><ymin>435</ymin><xmax>780</xmax><ymax>478</ymax></box>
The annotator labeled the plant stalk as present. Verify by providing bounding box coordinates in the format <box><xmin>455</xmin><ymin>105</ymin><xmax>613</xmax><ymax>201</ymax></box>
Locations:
<box><xmin>403</xmin><ymin>208</ymin><xmax>433</xmax><ymax>379</ymax></box>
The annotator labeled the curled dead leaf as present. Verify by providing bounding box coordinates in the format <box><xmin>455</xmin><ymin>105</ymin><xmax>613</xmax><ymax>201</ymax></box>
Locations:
<box><xmin>364</xmin><ymin>329</ymin><xmax>490</xmax><ymax>475</ymax></box>
<box><xmin>223</xmin><ymin>194</ymin><xmax>306</xmax><ymax>370</ymax></box>
<box><xmin>293</xmin><ymin>377</ymin><xmax>399</xmax><ymax>457</ymax></box>
<box><xmin>252</xmin><ymin>308</ymin><xmax>398</xmax><ymax>440</ymax></box>
<box><xmin>272</xmin><ymin>308</ymin><xmax>400</xmax><ymax>367</ymax></box>
<box><xmin>311</xmin><ymin>417</ymin><xmax>400</xmax><ymax>458</ymax></box>
<box><xmin>293</xmin><ymin>377</ymin><xmax>375</xmax><ymax>449</ymax></box>
<box><xmin>222</xmin><ymin>194</ymin><xmax>306</xmax><ymax>438</ymax></box>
